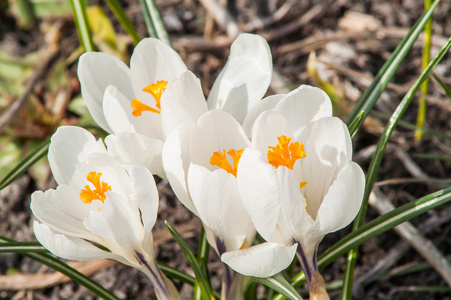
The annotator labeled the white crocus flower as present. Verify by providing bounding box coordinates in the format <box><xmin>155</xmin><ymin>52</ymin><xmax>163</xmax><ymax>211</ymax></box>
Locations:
<box><xmin>223</xmin><ymin>85</ymin><xmax>365</xmax><ymax>295</ymax></box>
<box><xmin>30</xmin><ymin>126</ymin><xmax>179</xmax><ymax>300</ymax></box>
<box><xmin>78</xmin><ymin>34</ymin><xmax>272</xmax><ymax>179</ymax></box>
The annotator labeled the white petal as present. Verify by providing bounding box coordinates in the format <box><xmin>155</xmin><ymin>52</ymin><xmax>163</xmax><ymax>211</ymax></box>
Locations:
<box><xmin>188</xmin><ymin>164</ymin><xmax>253</xmax><ymax>252</ymax></box>
<box><xmin>251</xmin><ymin>111</ymin><xmax>291</xmax><ymax>155</ymax></box>
<box><xmin>48</xmin><ymin>126</ymin><xmax>106</xmax><ymax>186</ymax></box>
<box><xmin>207</xmin><ymin>34</ymin><xmax>272</xmax><ymax>123</ymax></box>
<box><xmin>221</xmin><ymin>242</ymin><xmax>297</xmax><ymax>277</ymax></box>
<box><xmin>105</xmin><ymin>132</ymin><xmax>165</xmax><ymax>178</ymax></box>
<box><xmin>300</xmin><ymin>117</ymin><xmax>353</xmax><ymax>218</ymax></box>
<box><xmin>160</xmin><ymin>71</ymin><xmax>208</xmax><ymax>138</ymax></box>
<box><xmin>34</xmin><ymin>221</ymin><xmax>115</xmax><ymax>261</ymax></box>
<box><xmin>78</xmin><ymin>52</ymin><xmax>134</xmax><ymax>133</ymax></box>
<box><xmin>189</xmin><ymin>110</ymin><xmax>249</xmax><ymax>169</ymax></box>
<box><xmin>103</xmin><ymin>86</ymin><xmax>136</xmax><ymax>134</ymax></box>
<box><xmin>237</xmin><ymin>148</ymin><xmax>280</xmax><ymax>241</ymax></box>
<box><xmin>242</xmin><ymin>94</ymin><xmax>285</xmax><ymax>137</ymax></box>
<box><xmin>275</xmin><ymin>85</ymin><xmax>333</xmax><ymax>140</ymax></box>
<box><xmin>304</xmin><ymin>161</ymin><xmax>365</xmax><ymax>250</ymax></box>
<box><xmin>130</xmin><ymin>38</ymin><xmax>187</xmax><ymax>111</ymax></box>
<box><xmin>124</xmin><ymin>163</ymin><xmax>159</xmax><ymax>251</ymax></box>
<box><xmin>83</xmin><ymin>192</ymin><xmax>144</xmax><ymax>257</ymax></box>
<box><xmin>162</xmin><ymin>124</ymin><xmax>197</xmax><ymax>214</ymax></box>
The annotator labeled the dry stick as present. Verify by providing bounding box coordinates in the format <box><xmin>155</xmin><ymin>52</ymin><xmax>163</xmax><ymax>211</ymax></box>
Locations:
<box><xmin>243</xmin><ymin>0</ymin><xmax>295</xmax><ymax>32</ymax></box>
<box><xmin>368</xmin><ymin>188</ymin><xmax>451</xmax><ymax>287</ymax></box>
<box><xmin>354</xmin><ymin>203</ymin><xmax>451</xmax><ymax>287</ymax></box>
<box><xmin>0</xmin><ymin>50</ymin><xmax>60</xmax><ymax>132</ymax></box>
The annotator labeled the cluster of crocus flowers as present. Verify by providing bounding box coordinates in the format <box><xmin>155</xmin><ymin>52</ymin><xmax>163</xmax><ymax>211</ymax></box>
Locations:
<box><xmin>31</xmin><ymin>33</ymin><xmax>365</xmax><ymax>299</ymax></box>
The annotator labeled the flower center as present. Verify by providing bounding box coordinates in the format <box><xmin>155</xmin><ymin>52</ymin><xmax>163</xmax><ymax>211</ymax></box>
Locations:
<box><xmin>210</xmin><ymin>148</ymin><xmax>244</xmax><ymax>177</ymax></box>
<box><xmin>131</xmin><ymin>80</ymin><xmax>168</xmax><ymax>116</ymax></box>
<box><xmin>80</xmin><ymin>171</ymin><xmax>112</xmax><ymax>204</ymax></box>
<box><xmin>267</xmin><ymin>135</ymin><xmax>308</xmax><ymax>189</ymax></box>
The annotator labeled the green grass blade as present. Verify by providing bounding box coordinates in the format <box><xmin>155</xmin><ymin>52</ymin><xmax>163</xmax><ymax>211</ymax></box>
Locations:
<box><xmin>248</xmin><ymin>274</ymin><xmax>303</xmax><ymax>300</ymax></box>
<box><xmin>345</xmin><ymin>0</ymin><xmax>440</xmax><ymax>129</ymax></box>
<box><xmin>71</xmin><ymin>0</ymin><xmax>95</xmax><ymax>52</ymax></box>
<box><xmin>432</xmin><ymin>73</ymin><xmax>451</xmax><ymax>99</ymax></box>
<box><xmin>138</xmin><ymin>0</ymin><xmax>170</xmax><ymax>45</ymax></box>
<box><xmin>342</xmin><ymin>34</ymin><xmax>451</xmax><ymax>299</ymax></box>
<box><xmin>194</xmin><ymin>227</ymin><xmax>212</xmax><ymax>300</ymax></box>
<box><xmin>0</xmin><ymin>236</ymin><xmax>119</xmax><ymax>300</ymax></box>
<box><xmin>158</xmin><ymin>262</ymin><xmax>195</xmax><ymax>285</ymax></box>
<box><xmin>0</xmin><ymin>241</ymin><xmax>47</xmax><ymax>253</ymax></box>
<box><xmin>347</xmin><ymin>110</ymin><xmax>364</xmax><ymax>138</ymax></box>
<box><xmin>165</xmin><ymin>221</ymin><xmax>213</xmax><ymax>300</ymax></box>
<box><xmin>415</xmin><ymin>0</ymin><xmax>433</xmax><ymax>141</ymax></box>
<box><xmin>104</xmin><ymin>0</ymin><xmax>141</xmax><ymax>45</ymax></box>
<box><xmin>0</xmin><ymin>140</ymin><xmax>49</xmax><ymax>190</ymax></box>
<box><xmin>272</xmin><ymin>186</ymin><xmax>451</xmax><ymax>300</ymax></box>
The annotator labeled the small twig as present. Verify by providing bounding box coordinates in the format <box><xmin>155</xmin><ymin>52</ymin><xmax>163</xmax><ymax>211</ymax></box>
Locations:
<box><xmin>197</xmin><ymin>0</ymin><xmax>241</xmax><ymax>38</ymax></box>
<box><xmin>243</xmin><ymin>0</ymin><xmax>295</xmax><ymax>32</ymax></box>
<box><xmin>368</xmin><ymin>188</ymin><xmax>451</xmax><ymax>287</ymax></box>
<box><xmin>0</xmin><ymin>50</ymin><xmax>60</xmax><ymax>132</ymax></box>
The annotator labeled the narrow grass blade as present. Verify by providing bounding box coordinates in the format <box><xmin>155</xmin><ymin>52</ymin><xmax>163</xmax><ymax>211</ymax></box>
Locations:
<box><xmin>0</xmin><ymin>236</ymin><xmax>119</xmax><ymax>300</ymax></box>
<box><xmin>273</xmin><ymin>186</ymin><xmax>451</xmax><ymax>300</ymax></box>
<box><xmin>71</xmin><ymin>0</ymin><xmax>95</xmax><ymax>52</ymax></box>
<box><xmin>345</xmin><ymin>0</ymin><xmax>440</xmax><ymax>129</ymax></box>
<box><xmin>0</xmin><ymin>241</ymin><xmax>47</xmax><ymax>253</ymax></box>
<box><xmin>415</xmin><ymin>0</ymin><xmax>433</xmax><ymax>142</ymax></box>
<box><xmin>347</xmin><ymin>110</ymin><xmax>364</xmax><ymax>138</ymax></box>
<box><xmin>342</xmin><ymin>34</ymin><xmax>451</xmax><ymax>299</ymax></box>
<box><xmin>139</xmin><ymin>0</ymin><xmax>170</xmax><ymax>45</ymax></box>
<box><xmin>104</xmin><ymin>0</ymin><xmax>141</xmax><ymax>45</ymax></box>
<box><xmin>248</xmin><ymin>274</ymin><xmax>303</xmax><ymax>300</ymax></box>
<box><xmin>0</xmin><ymin>140</ymin><xmax>49</xmax><ymax>190</ymax></box>
<box><xmin>194</xmin><ymin>227</ymin><xmax>212</xmax><ymax>300</ymax></box>
<box><xmin>432</xmin><ymin>73</ymin><xmax>451</xmax><ymax>99</ymax></box>
<box><xmin>165</xmin><ymin>221</ymin><xmax>213</xmax><ymax>300</ymax></box>
<box><xmin>158</xmin><ymin>262</ymin><xmax>195</xmax><ymax>285</ymax></box>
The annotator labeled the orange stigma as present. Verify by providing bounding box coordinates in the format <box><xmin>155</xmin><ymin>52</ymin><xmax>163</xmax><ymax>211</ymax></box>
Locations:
<box><xmin>131</xmin><ymin>80</ymin><xmax>168</xmax><ymax>116</ymax></box>
<box><xmin>267</xmin><ymin>135</ymin><xmax>306</xmax><ymax>170</ymax></box>
<box><xmin>80</xmin><ymin>171</ymin><xmax>112</xmax><ymax>204</ymax></box>
<box><xmin>210</xmin><ymin>149</ymin><xmax>244</xmax><ymax>177</ymax></box>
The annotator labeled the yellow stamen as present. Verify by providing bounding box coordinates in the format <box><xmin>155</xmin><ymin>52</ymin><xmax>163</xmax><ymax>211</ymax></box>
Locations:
<box><xmin>131</xmin><ymin>80</ymin><xmax>168</xmax><ymax>116</ymax></box>
<box><xmin>267</xmin><ymin>135</ymin><xmax>306</xmax><ymax>170</ymax></box>
<box><xmin>300</xmin><ymin>181</ymin><xmax>308</xmax><ymax>189</ymax></box>
<box><xmin>210</xmin><ymin>148</ymin><xmax>244</xmax><ymax>177</ymax></box>
<box><xmin>80</xmin><ymin>171</ymin><xmax>112</xmax><ymax>204</ymax></box>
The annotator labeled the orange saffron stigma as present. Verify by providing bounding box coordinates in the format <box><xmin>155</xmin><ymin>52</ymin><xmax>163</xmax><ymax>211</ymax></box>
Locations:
<box><xmin>80</xmin><ymin>171</ymin><xmax>112</xmax><ymax>204</ymax></box>
<box><xmin>131</xmin><ymin>80</ymin><xmax>168</xmax><ymax>116</ymax></box>
<box><xmin>267</xmin><ymin>135</ymin><xmax>306</xmax><ymax>170</ymax></box>
<box><xmin>210</xmin><ymin>148</ymin><xmax>244</xmax><ymax>177</ymax></box>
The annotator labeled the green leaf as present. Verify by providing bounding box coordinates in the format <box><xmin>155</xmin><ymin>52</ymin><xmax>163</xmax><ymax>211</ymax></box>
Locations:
<box><xmin>0</xmin><ymin>241</ymin><xmax>47</xmax><ymax>253</ymax></box>
<box><xmin>158</xmin><ymin>262</ymin><xmax>195</xmax><ymax>285</ymax></box>
<box><xmin>345</xmin><ymin>0</ymin><xmax>440</xmax><ymax>130</ymax></box>
<box><xmin>0</xmin><ymin>140</ymin><xmax>49</xmax><ymax>190</ymax></box>
<box><xmin>194</xmin><ymin>227</ymin><xmax>212</xmax><ymax>300</ymax></box>
<box><xmin>342</xmin><ymin>32</ymin><xmax>451</xmax><ymax>298</ymax></box>
<box><xmin>432</xmin><ymin>73</ymin><xmax>451</xmax><ymax>99</ymax></box>
<box><xmin>139</xmin><ymin>0</ymin><xmax>170</xmax><ymax>45</ymax></box>
<box><xmin>248</xmin><ymin>274</ymin><xmax>303</xmax><ymax>300</ymax></box>
<box><xmin>347</xmin><ymin>110</ymin><xmax>364</xmax><ymax>138</ymax></box>
<box><xmin>71</xmin><ymin>0</ymin><xmax>95</xmax><ymax>52</ymax></box>
<box><xmin>105</xmin><ymin>0</ymin><xmax>141</xmax><ymax>45</ymax></box>
<box><xmin>0</xmin><ymin>236</ymin><xmax>120</xmax><ymax>300</ymax></box>
<box><xmin>165</xmin><ymin>221</ymin><xmax>214</xmax><ymax>300</ymax></box>
<box><xmin>273</xmin><ymin>186</ymin><xmax>451</xmax><ymax>300</ymax></box>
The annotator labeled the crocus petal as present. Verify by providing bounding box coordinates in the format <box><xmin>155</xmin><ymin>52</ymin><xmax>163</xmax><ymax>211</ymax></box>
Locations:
<box><xmin>48</xmin><ymin>126</ymin><xmax>106</xmax><ymax>186</ymax></box>
<box><xmin>160</xmin><ymin>71</ymin><xmax>208</xmax><ymax>138</ymax></box>
<box><xmin>221</xmin><ymin>242</ymin><xmax>298</xmax><ymax>277</ymax></box>
<box><xmin>78</xmin><ymin>52</ymin><xmax>134</xmax><ymax>133</ymax></box>
<box><xmin>251</xmin><ymin>110</ymin><xmax>291</xmax><ymax>154</ymax></box>
<box><xmin>130</xmin><ymin>38</ymin><xmax>187</xmax><ymax>110</ymax></box>
<box><xmin>188</xmin><ymin>164</ymin><xmax>253</xmax><ymax>252</ymax></box>
<box><xmin>105</xmin><ymin>132</ymin><xmax>165</xmax><ymax>178</ymax></box>
<box><xmin>304</xmin><ymin>161</ymin><xmax>365</xmax><ymax>251</ymax></box>
<box><xmin>162</xmin><ymin>123</ymin><xmax>197</xmax><ymax>214</ymax></box>
<box><xmin>124</xmin><ymin>163</ymin><xmax>159</xmax><ymax>251</ymax></box>
<box><xmin>83</xmin><ymin>192</ymin><xmax>144</xmax><ymax>259</ymax></box>
<box><xmin>207</xmin><ymin>34</ymin><xmax>272</xmax><ymax>123</ymax></box>
<box><xmin>33</xmin><ymin>222</ymin><xmax>116</xmax><ymax>261</ymax></box>
<box><xmin>242</xmin><ymin>94</ymin><xmax>285</xmax><ymax>137</ymax></box>
<box><xmin>189</xmin><ymin>110</ymin><xmax>249</xmax><ymax>168</ymax></box>
<box><xmin>103</xmin><ymin>86</ymin><xmax>136</xmax><ymax>134</ymax></box>
<box><xmin>237</xmin><ymin>148</ymin><xmax>280</xmax><ymax>242</ymax></box>
<box><xmin>300</xmin><ymin>117</ymin><xmax>353</xmax><ymax>218</ymax></box>
<box><xmin>275</xmin><ymin>85</ymin><xmax>333</xmax><ymax>140</ymax></box>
